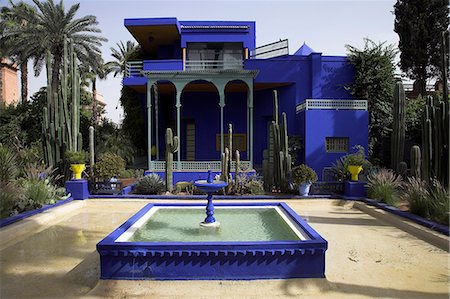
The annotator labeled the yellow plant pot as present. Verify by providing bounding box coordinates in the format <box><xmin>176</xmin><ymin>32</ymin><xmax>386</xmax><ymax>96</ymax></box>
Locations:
<box><xmin>348</xmin><ymin>165</ymin><xmax>363</xmax><ymax>181</ymax></box>
<box><xmin>70</xmin><ymin>164</ymin><xmax>86</xmax><ymax>180</ymax></box>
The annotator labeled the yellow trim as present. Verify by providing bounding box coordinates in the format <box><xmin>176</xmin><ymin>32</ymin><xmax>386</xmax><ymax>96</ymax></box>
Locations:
<box><xmin>182</xmin><ymin>48</ymin><xmax>186</xmax><ymax>70</ymax></box>
<box><xmin>244</xmin><ymin>48</ymin><xmax>249</xmax><ymax>60</ymax></box>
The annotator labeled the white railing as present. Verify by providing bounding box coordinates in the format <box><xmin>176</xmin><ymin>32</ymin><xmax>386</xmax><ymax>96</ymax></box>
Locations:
<box><xmin>185</xmin><ymin>60</ymin><xmax>244</xmax><ymax>70</ymax></box>
<box><xmin>250</xmin><ymin>39</ymin><xmax>289</xmax><ymax>59</ymax></box>
<box><xmin>125</xmin><ymin>61</ymin><xmax>143</xmax><ymax>77</ymax></box>
<box><xmin>296</xmin><ymin>99</ymin><xmax>368</xmax><ymax>113</ymax></box>
<box><xmin>149</xmin><ymin>161</ymin><xmax>251</xmax><ymax>172</ymax></box>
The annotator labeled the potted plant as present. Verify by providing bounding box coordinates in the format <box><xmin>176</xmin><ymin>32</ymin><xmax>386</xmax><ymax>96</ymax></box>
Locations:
<box><xmin>345</xmin><ymin>145</ymin><xmax>366</xmax><ymax>181</ymax></box>
<box><xmin>291</xmin><ymin>164</ymin><xmax>318</xmax><ymax>196</ymax></box>
<box><xmin>65</xmin><ymin>151</ymin><xmax>88</xmax><ymax>180</ymax></box>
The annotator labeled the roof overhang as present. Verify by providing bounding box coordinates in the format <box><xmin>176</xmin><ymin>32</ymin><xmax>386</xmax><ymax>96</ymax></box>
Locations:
<box><xmin>125</xmin><ymin>18</ymin><xmax>181</xmax><ymax>54</ymax></box>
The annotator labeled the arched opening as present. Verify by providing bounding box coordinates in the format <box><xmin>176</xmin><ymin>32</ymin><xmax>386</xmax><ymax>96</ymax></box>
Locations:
<box><xmin>154</xmin><ymin>80</ymin><xmax>177</xmax><ymax>161</ymax></box>
<box><xmin>181</xmin><ymin>80</ymin><xmax>220</xmax><ymax>161</ymax></box>
<box><xmin>224</xmin><ymin>80</ymin><xmax>250</xmax><ymax>161</ymax></box>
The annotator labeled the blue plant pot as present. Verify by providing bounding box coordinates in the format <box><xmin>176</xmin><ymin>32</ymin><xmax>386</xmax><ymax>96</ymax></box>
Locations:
<box><xmin>298</xmin><ymin>182</ymin><xmax>312</xmax><ymax>196</ymax></box>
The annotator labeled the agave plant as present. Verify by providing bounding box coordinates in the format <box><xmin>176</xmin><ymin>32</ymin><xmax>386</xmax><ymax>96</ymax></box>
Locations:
<box><xmin>367</xmin><ymin>168</ymin><xmax>403</xmax><ymax>205</ymax></box>
<box><xmin>133</xmin><ymin>174</ymin><xmax>165</xmax><ymax>195</ymax></box>
<box><xmin>0</xmin><ymin>144</ymin><xmax>19</xmax><ymax>182</ymax></box>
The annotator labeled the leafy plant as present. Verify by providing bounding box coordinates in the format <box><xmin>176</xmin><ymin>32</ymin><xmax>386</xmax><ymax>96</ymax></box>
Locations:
<box><xmin>119</xmin><ymin>169</ymin><xmax>135</xmax><ymax>179</ymax></box>
<box><xmin>346</xmin><ymin>39</ymin><xmax>396</xmax><ymax>162</ymax></box>
<box><xmin>0</xmin><ymin>182</ymin><xmax>24</xmax><ymax>218</ymax></box>
<box><xmin>346</xmin><ymin>145</ymin><xmax>367</xmax><ymax>166</ymax></box>
<box><xmin>133</xmin><ymin>174</ymin><xmax>165</xmax><ymax>195</ymax></box>
<box><xmin>65</xmin><ymin>151</ymin><xmax>88</xmax><ymax>164</ymax></box>
<box><xmin>94</xmin><ymin>152</ymin><xmax>126</xmax><ymax>180</ymax></box>
<box><xmin>291</xmin><ymin>164</ymin><xmax>318</xmax><ymax>185</ymax></box>
<box><xmin>0</xmin><ymin>144</ymin><xmax>19</xmax><ymax>182</ymax></box>
<box><xmin>367</xmin><ymin>169</ymin><xmax>403</xmax><ymax>205</ymax></box>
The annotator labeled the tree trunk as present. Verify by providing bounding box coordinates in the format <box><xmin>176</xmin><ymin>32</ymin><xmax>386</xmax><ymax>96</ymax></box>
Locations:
<box><xmin>20</xmin><ymin>58</ymin><xmax>28</xmax><ymax>103</ymax></box>
<box><xmin>417</xmin><ymin>67</ymin><xmax>427</xmax><ymax>97</ymax></box>
<box><xmin>92</xmin><ymin>77</ymin><xmax>97</xmax><ymax>125</ymax></box>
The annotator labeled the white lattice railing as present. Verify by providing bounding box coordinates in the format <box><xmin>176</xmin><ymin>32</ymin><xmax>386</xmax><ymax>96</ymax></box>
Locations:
<box><xmin>149</xmin><ymin>161</ymin><xmax>252</xmax><ymax>172</ymax></box>
<box><xmin>296</xmin><ymin>99</ymin><xmax>368</xmax><ymax>113</ymax></box>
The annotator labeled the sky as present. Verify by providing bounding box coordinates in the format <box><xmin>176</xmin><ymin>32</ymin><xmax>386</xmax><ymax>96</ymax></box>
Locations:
<box><xmin>5</xmin><ymin>0</ymin><xmax>399</xmax><ymax>124</ymax></box>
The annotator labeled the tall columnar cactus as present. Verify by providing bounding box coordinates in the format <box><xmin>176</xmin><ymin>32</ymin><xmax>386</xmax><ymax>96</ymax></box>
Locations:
<box><xmin>228</xmin><ymin>124</ymin><xmax>233</xmax><ymax>177</ymax></box>
<box><xmin>421</xmin><ymin>94</ymin><xmax>449</xmax><ymax>187</ymax></box>
<box><xmin>42</xmin><ymin>37</ymin><xmax>81</xmax><ymax>174</ymax></box>
<box><xmin>89</xmin><ymin>126</ymin><xmax>95</xmax><ymax>172</ymax></box>
<box><xmin>391</xmin><ymin>80</ymin><xmax>406</xmax><ymax>172</ymax></box>
<box><xmin>220</xmin><ymin>147</ymin><xmax>230</xmax><ymax>185</ymax></box>
<box><xmin>235</xmin><ymin>150</ymin><xmax>241</xmax><ymax>185</ymax></box>
<box><xmin>263</xmin><ymin>90</ymin><xmax>292</xmax><ymax>192</ymax></box>
<box><xmin>410</xmin><ymin>145</ymin><xmax>421</xmax><ymax>179</ymax></box>
<box><xmin>165</xmin><ymin>128</ymin><xmax>179</xmax><ymax>192</ymax></box>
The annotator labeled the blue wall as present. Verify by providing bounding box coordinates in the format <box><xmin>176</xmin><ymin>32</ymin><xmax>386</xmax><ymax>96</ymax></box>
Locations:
<box><xmin>303</xmin><ymin>109</ymin><xmax>368</xmax><ymax>180</ymax></box>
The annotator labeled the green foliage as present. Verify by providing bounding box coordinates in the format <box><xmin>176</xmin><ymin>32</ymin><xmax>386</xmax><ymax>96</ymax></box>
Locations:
<box><xmin>0</xmin><ymin>144</ymin><xmax>19</xmax><ymax>182</ymax></box>
<box><xmin>175</xmin><ymin>181</ymin><xmax>194</xmax><ymax>194</ymax></box>
<box><xmin>346</xmin><ymin>145</ymin><xmax>367</xmax><ymax>166</ymax></box>
<box><xmin>133</xmin><ymin>174</ymin><xmax>165</xmax><ymax>195</ymax></box>
<box><xmin>0</xmin><ymin>182</ymin><xmax>24</xmax><ymax>218</ymax></box>
<box><xmin>96</xmin><ymin>125</ymin><xmax>136</xmax><ymax>164</ymax></box>
<box><xmin>332</xmin><ymin>146</ymin><xmax>370</xmax><ymax>181</ymax></box>
<box><xmin>120</xmin><ymin>86</ymin><xmax>146</xmax><ymax>151</ymax></box>
<box><xmin>405</xmin><ymin>95</ymin><xmax>426</xmax><ymax>144</ymax></box>
<box><xmin>105</xmin><ymin>40</ymin><xmax>143</xmax><ymax>77</ymax></box>
<box><xmin>232</xmin><ymin>174</ymin><xmax>265</xmax><ymax>195</ymax></box>
<box><xmin>367</xmin><ymin>169</ymin><xmax>403</xmax><ymax>205</ymax></box>
<box><xmin>346</xmin><ymin>39</ymin><xmax>396</xmax><ymax>162</ymax></box>
<box><xmin>394</xmin><ymin>0</ymin><xmax>449</xmax><ymax>96</ymax></box>
<box><xmin>119</xmin><ymin>169</ymin><xmax>135</xmax><ymax>179</ymax></box>
<box><xmin>65</xmin><ymin>150</ymin><xmax>87</xmax><ymax>164</ymax></box>
<box><xmin>291</xmin><ymin>164</ymin><xmax>318</xmax><ymax>185</ymax></box>
<box><xmin>94</xmin><ymin>152</ymin><xmax>125</xmax><ymax>180</ymax></box>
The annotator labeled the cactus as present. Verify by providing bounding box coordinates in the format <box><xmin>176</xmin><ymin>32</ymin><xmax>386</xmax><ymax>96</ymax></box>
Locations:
<box><xmin>220</xmin><ymin>147</ymin><xmax>230</xmax><ymax>185</ymax></box>
<box><xmin>263</xmin><ymin>90</ymin><xmax>292</xmax><ymax>192</ymax></box>
<box><xmin>235</xmin><ymin>150</ymin><xmax>240</xmax><ymax>184</ymax></box>
<box><xmin>410</xmin><ymin>145</ymin><xmax>421</xmax><ymax>179</ymax></box>
<box><xmin>398</xmin><ymin>161</ymin><xmax>407</xmax><ymax>178</ymax></box>
<box><xmin>391</xmin><ymin>80</ymin><xmax>406</xmax><ymax>172</ymax></box>
<box><xmin>89</xmin><ymin>126</ymin><xmax>95</xmax><ymax>172</ymax></box>
<box><xmin>165</xmin><ymin>128</ymin><xmax>179</xmax><ymax>192</ymax></box>
<box><xmin>421</xmin><ymin>94</ymin><xmax>449</xmax><ymax>187</ymax></box>
<box><xmin>42</xmin><ymin>37</ymin><xmax>81</xmax><ymax>178</ymax></box>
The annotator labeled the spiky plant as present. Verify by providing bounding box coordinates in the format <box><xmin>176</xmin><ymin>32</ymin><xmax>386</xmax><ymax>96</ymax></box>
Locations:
<box><xmin>133</xmin><ymin>174</ymin><xmax>165</xmax><ymax>195</ymax></box>
<box><xmin>402</xmin><ymin>177</ymin><xmax>432</xmax><ymax>218</ymax></box>
<box><xmin>367</xmin><ymin>169</ymin><xmax>403</xmax><ymax>205</ymax></box>
<box><xmin>428</xmin><ymin>179</ymin><xmax>449</xmax><ymax>225</ymax></box>
<box><xmin>0</xmin><ymin>144</ymin><xmax>19</xmax><ymax>182</ymax></box>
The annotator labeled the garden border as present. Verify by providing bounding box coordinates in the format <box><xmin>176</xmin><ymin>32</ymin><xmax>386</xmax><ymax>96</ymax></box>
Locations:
<box><xmin>0</xmin><ymin>197</ymin><xmax>74</xmax><ymax>228</ymax></box>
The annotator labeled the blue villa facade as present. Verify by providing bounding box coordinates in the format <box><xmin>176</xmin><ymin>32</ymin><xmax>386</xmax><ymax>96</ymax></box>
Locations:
<box><xmin>122</xmin><ymin>17</ymin><xmax>368</xmax><ymax>182</ymax></box>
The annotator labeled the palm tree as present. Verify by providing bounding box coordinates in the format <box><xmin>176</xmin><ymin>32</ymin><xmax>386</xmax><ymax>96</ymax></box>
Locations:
<box><xmin>1</xmin><ymin>0</ymin><xmax>107</xmax><ymax>105</ymax></box>
<box><xmin>105</xmin><ymin>40</ymin><xmax>142</xmax><ymax>77</ymax></box>
<box><xmin>0</xmin><ymin>1</ymin><xmax>36</xmax><ymax>103</ymax></box>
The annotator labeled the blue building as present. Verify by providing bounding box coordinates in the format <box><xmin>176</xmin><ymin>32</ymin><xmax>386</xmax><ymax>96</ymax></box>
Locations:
<box><xmin>122</xmin><ymin>17</ymin><xmax>368</xmax><ymax>182</ymax></box>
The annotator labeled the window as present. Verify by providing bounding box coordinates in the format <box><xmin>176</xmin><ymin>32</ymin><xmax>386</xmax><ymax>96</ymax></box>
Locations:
<box><xmin>216</xmin><ymin>134</ymin><xmax>247</xmax><ymax>152</ymax></box>
<box><xmin>325</xmin><ymin>137</ymin><xmax>349</xmax><ymax>153</ymax></box>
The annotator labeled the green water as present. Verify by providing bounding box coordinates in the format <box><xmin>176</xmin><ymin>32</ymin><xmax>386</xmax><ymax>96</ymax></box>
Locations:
<box><xmin>128</xmin><ymin>208</ymin><xmax>301</xmax><ymax>242</ymax></box>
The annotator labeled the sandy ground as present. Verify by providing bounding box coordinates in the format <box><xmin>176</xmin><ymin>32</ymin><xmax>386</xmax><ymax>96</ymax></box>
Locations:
<box><xmin>0</xmin><ymin>199</ymin><xmax>448</xmax><ymax>299</ymax></box>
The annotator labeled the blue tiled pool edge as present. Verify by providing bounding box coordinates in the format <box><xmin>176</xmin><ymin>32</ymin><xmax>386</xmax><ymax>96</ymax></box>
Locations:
<box><xmin>97</xmin><ymin>202</ymin><xmax>328</xmax><ymax>280</ymax></box>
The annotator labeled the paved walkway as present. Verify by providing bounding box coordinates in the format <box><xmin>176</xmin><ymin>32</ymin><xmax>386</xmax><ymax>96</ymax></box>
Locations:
<box><xmin>0</xmin><ymin>199</ymin><xmax>448</xmax><ymax>298</ymax></box>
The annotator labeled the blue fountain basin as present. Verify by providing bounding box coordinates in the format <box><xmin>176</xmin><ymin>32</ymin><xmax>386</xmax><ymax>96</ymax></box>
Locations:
<box><xmin>193</xmin><ymin>180</ymin><xmax>227</xmax><ymax>193</ymax></box>
<box><xmin>97</xmin><ymin>202</ymin><xmax>328</xmax><ymax>280</ymax></box>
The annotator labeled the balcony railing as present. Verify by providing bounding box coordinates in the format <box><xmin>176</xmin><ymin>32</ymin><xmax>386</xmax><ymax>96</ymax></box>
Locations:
<box><xmin>185</xmin><ymin>60</ymin><xmax>243</xmax><ymax>70</ymax></box>
<box><xmin>124</xmin><ymin>59</ymin><xmax>244</xmax><ymax>77</ymax></box>
<box><xmin>150</xmin><ymin>161</ymin><xmax>251</xmax><ymax>172</ymax></box>
<box><xmin>125</xmin><ymin>61</ymin><xmax>143</xmax><ymax>77</ymax></box>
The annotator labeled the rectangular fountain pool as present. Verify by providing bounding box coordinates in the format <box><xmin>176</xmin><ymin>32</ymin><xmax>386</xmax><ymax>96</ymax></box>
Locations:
<box><xmin>97</xmin><ymin>202</ymin><xmax>327</xmax><ymax>280</ymax></box>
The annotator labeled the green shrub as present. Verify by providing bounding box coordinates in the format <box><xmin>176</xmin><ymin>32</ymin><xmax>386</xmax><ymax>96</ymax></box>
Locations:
<box><xmin>133</xmin><ymin>174</ymin><xmax>165</xmax><ymax>195</ymax></box>
<box><xmin>65</xmin><ymin>150</ymin><xmax>88</xmax><ymax>164</ymax></box>
<box><xmin>0</xmin><ymin>182</ymin><xmax>24</xmax><ymax>218</ymax></box>
<box><xmin>367</xmin><ymin>168</ymin><xmax>402</xmax><ymax>205</ymax></box>
<box><xmin>175</xmin><ymin>181</ymin><xmax>194</xmax><ymax>194</ymax></box>
<box><xmin>428</xmin><ymin>179</ymin><xmax>449</xmax><ymax>225</ymax></box>
<box><xmin>402</xmin><ymin>177</ymin><xmax>432</xmax><ymax>218</ymax></box>
<box><xmin>94</xmin><ymin>152</ymin><xmax>125</xmax><ymax>180</ymax></box>
<box><xmin>291</xmin><ymin>164</ymin><xmax>318</xmax><ymax>185</ymax></box>
<box><xmin>332</xmin><ymin>145</ymin><xmax>371</xmax><ymax>181</ymax></box>
<box><xmin>0</xmin><ymin>144</ymin><xmax>19</xmax><ymax>182</ymax></box>
<box><xmin>119</xmin><ymin>169</ymin><xmax>135</xmax><ymax>179</ymax></box>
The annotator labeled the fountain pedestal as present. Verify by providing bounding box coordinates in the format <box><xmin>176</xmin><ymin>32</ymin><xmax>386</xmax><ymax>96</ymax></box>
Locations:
<box><xmin>193</xmin><ymin>170</ymin><xmax>227</xmax><ymax>228</ymax></box>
